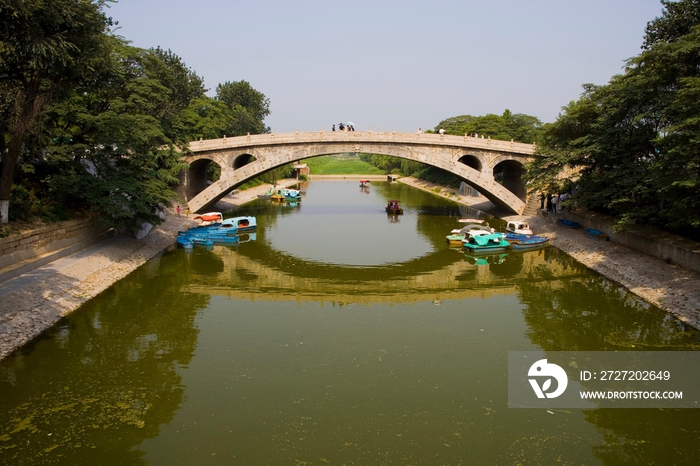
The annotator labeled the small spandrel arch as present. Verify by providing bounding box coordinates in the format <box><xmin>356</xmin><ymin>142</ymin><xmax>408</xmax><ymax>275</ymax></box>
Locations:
<box><xmin>233</xmin><ymin>153</ymin><xmax>256</xmax><ymax>170</ymax></box>
<box><xmin>457</xmin><ymin>154</ymin><xmax>482</xmax><ymax>171</ymax></box>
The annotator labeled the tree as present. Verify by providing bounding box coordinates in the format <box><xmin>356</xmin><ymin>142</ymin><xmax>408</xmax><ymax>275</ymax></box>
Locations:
<box><xmin>434</xmin><ymin>110</ymin><xmax>542</xmax><ymax>143</ymax></box>
<box><xmin>643</xmin><ymin>0</ymin><xmax>700</xmax><ymax>49</ymax></box>
<box><xmin>42</xmin><ymin>43</ymin><xmax>190</xmax><ymax>233</ymax></box>
<box><xmin>527</xmin><ymin>0</ymin><xmax>700</xmax><ymax>234</ymax></box>
<box><xmin>215</xmin><ymin>80</ymin><xmax>271</xmax><ymax>135</ymax></box>
<box><xmin>141</xmin><ymin>47</ymin><xmax>206</xmax><ymax>144</ymax></box>
<box><xmin>0</xmin><ymin>0</ymin><xmax>114</xmax><ymax>223</ymax></box>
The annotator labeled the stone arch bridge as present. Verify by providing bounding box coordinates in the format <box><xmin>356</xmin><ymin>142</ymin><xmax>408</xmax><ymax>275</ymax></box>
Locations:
<box><xmin>181</xmin><ymin>131</ymin><xmax>536</xmax><ymax>213</ymax></box>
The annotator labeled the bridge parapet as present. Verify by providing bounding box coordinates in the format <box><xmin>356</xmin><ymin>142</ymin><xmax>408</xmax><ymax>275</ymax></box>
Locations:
<box><xmin>188</xmin><ymin>131</ymin><xmax>536</xmax><ymax>156</ymax></box>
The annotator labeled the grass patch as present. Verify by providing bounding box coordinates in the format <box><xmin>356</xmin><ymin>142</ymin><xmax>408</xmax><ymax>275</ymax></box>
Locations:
<box><xmin>303</xmin><ymin>156</ymin><xmax>385</xmax><ymax>175</ymax></box>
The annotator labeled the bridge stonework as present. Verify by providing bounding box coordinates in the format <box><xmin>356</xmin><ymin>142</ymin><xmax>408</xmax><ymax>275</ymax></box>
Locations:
<box><xmin>182</xmin><ymin>131</ymin><xmax>536</xmax><ymax>213</ymax></box>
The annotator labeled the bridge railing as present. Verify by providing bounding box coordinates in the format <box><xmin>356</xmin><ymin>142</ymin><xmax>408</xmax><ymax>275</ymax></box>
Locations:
<box><xmin>188</xmin><ymin>131</ymin><xmax>536</xmax><ymax>155</ymax></box>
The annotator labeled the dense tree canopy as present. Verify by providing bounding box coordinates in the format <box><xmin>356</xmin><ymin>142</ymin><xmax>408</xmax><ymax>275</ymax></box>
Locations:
<box><xmin>434</xmin><ymin>110</ymin><xmax>542</xmax><ymax>143</ymax></box>
<box><xmin>215</xmin><ymin>80</ymin><xmax>271</xmax><ymax>135</ymax></box>
<box><xmin>526</xmin><ymin>0</ymin><xmax>700</xmax><ymax>235</ymax></box>
<box><xmin>0</xmin><ymin>0</ymin><xmax>114</xmax><ymax>223</ymax></box>
<box><xmin>0</xmin><ymin>1</ymin><xmax>272</xmax><ymax>232</ymax></box>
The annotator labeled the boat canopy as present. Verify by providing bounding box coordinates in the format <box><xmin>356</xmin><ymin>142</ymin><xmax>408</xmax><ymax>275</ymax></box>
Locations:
<box><xmin>470</xmin><ymin>233</ymin><xmax>507</xmax><ymax>246</ymax></box>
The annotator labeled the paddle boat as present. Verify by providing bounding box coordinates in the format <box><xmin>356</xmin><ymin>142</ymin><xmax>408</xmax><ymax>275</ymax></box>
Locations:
<box><xmin>227</xmin><ymin>216</ymin><xmax>257</xmax><ymax>232</ymax></box>
<box><xmin>510</xmin><ymin>236</ymin><xmax>550</xmax><ymax>251</ymax></box>
<box><xmin>360</xmin><ymin>180</ymin><xmax>370</xmax><ymax>187</ymax></box>
<box><xmin>386</xmin><ymin>200</ymin><xmax>403</xmax><ymax>215</ymax></box>
<box><xmin>257</xmin><ymin>186</ymin><xmax>275</xmax><ymax>199</ymax></box>
<box><xmin>180</xmin><ymin>216</ymin><xmax>257</xmax><ymax>236</ymax></box>
<box><xmin>282</xmin><ymin>188</ymin><xmax>302</xmax><ymax>200</ymax></box>
<box><xmin>192</xmin><ymin>212</ymin><xmax>223</xmax><ymax>225</ymax></box>
<box><xmin>506</xmin><ymin>221</ymin><xmax>533</xmax><ymax>236</ymax></box>
<box><xmin>585</xmin><ymin>228</ymin><xmax>608</xmax><ymax>241</ymax></box>
<box><xmin>205</xmin><ymin>232</ymin><xmax>240</xmax><ymax>244</ymax></box>
<box><xmin>558</xmin><ymin>218</ymin><xmax>581</xmax><ymax>229</ymax></box>
<box><xmin>176</xmin><ymin>236</ymin><xmax>194</xmax><ymax>250</ymax></box>
<box><xmin>503</xmin><ymin>232</ymin><xmax>547</xmax><ymax>243</ymax></box>
<box><xmin>189</xmin><ymin>235</ymin><xmax>214</xmax><ymax>247</ymax></box>
<box><xmin>446</xmin><ymin>223</ymin><xmax>494</xmax><ymax>245</ymax></box>
<box><xmin>462</xmin><ymin>232</ymin><xmax>511</xmax><ymax>254</ymax></box>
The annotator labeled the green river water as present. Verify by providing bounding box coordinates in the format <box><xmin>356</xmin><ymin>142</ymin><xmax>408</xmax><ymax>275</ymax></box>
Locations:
<box><xmin>1</xmin><ymin>180</ymin><xmax>699</xmax><ymax>465</ymax></box>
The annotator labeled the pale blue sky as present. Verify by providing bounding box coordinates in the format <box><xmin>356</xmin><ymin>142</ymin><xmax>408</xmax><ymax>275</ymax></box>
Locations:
<box><xmin>108</xmin><ymin>0</ymin><xmax>665</xmax><ymax>133</ymax></box>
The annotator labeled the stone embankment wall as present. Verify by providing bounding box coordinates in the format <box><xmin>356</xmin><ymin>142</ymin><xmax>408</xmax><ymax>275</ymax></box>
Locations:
<box><xmin>0</xmin><ymin>218</ymin><xmax>110</xmax><ymax>279</ymax></box>
<box><xmin>559</xmin><ymin>209</ymin><xmax>700</xmax><ymax>273</ymax></box>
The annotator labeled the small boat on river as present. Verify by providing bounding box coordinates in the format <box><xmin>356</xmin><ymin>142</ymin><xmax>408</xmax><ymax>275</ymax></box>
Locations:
<box><xmin>386</xmin><ymin>200</ymin><xmax>403</xmax><ymax>215</ymax></box>
<box><xmin>446</xmin><ymin>223</ymin><xmax>494</xmax><ymax>245</ymax></box>
<box><xmin>176</xmin><ymin>236</ymin><xmax>194</xmax><ymax>250</ymax></box>
<box><xmin>506</xmin><ymin>220</ymin><xmax>533</xmax><ymax>236</ymax></box>
<box><xmin>192</xmin><ymin>212</ymin><xmax>223</xmax><ymax>225</ymax></box>
<box><xmin>462</xmin><ymin>232</ymin><xmax>511</xmax><ymax>254</ymax></box>
<box><xmin>558</xmin><ymin>219</ymin><xmax>581</xmax><ymax>229</ymax></box>
<box><xmin>180</xmin><ymin>216</ymin><xmax>257</xmax><ymax>236</ymax></box>
<box><xmin>585</xmin><ymin>228</ymin><xmax>608</xmax><ymax>241</ymax></box>
<box><xmin>510</xmin><ymin>236</ymin><xmax>549</xmax><ymax>251</ymax></box>
<box><xmin>258</xmin><ymin>187</ymin><xmax>275</xmax><ymax>199</ymax></box>
<box><xmin>282</xmin><ymin>188</ymin><xmax>302</xmax><ymax>200</ymax></box>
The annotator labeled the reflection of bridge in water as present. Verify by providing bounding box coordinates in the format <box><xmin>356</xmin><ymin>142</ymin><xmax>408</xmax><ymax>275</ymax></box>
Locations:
<box><xmin>184</xmin><ymin>241</ymin><xmax>586</xmax><ymax>305</ymax></box>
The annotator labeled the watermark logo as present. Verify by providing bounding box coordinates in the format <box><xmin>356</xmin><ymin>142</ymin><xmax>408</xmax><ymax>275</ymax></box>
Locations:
<box><xmin>528</xmin><ymin>359</ymin><xmax>568</xmax><ymax>399</ymax></box>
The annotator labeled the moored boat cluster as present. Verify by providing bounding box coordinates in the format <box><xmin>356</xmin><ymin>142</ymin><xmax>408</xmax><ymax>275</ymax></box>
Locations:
<box><xmin>177</xmin><ymin>214</ymin><xmax>257</xmax><ymax>250</ymax></box>
<box><xmin>447</xmin><ymin>219</ymin><xmax>550</xmax><ymax>256</ymax></box>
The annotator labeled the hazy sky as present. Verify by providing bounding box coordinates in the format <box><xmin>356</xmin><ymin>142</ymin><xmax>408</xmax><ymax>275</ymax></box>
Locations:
<box><xmin>108</xmin><ymin>0</ymin><xmax>665</xmax><ymax>133</ymax></box>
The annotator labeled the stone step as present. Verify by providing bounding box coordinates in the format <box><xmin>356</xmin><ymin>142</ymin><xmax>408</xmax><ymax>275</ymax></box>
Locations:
<box><xmin>521</xmin><ymin>193</ymin><xmax>543</xmax><ymax>216</ymax></box>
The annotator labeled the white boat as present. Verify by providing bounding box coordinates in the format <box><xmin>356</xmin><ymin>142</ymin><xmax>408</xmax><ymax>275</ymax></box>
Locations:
<box><xmin>446</xmin><ymin>222</ymin><xmax>494</xmax><ymax>245</ymax></box>
<box><xmin>506</xmin><ymin>221</ymin><xmax>533</xmax><ymax>236</ymax></box>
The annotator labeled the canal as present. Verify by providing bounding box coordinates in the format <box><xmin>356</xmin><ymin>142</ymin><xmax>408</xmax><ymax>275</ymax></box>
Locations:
<box><xmin>1</xmin><ymin>180</ymin><xmax>699</xmax><ymax>465</ymax></box>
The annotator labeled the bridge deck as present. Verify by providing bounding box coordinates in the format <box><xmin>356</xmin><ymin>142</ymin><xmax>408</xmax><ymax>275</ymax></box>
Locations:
<box><xmin>188</xmin><ymin>131</ymin><xmax>536</xmax><ymax>155</ymax></box>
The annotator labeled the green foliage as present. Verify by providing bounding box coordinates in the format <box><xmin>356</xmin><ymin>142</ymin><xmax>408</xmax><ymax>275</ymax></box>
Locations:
<box><xmin>305</xmin><ymin>155</ymin><xmax>384</xmax><ymax>175</ymax></box>
<box><xmin>40</xmin><ymin>42</ymin><xmax>191</xmax><ymax>233</ymax></box>
<box><xmin>0</xmin><ymin>0</ymin><xmax>114</xmax><ymax>222</ymax></box>
<box><xmin>1</xmin><ymin>1</ymin><xmax>275</xmax><ymax>231</ymax></box>
<box><xmin>527</xmin><ymin>0</ymin><xmax>700</xmax><ymax>236</ymax></box>
<box><xmin>215</xmin><ymin>80</ymin><xmax>271</xmax><ymax>135</ymax></box>
<box><xmin>435</xmin><ymin>109</ymin><xmax>542</xmax><ymax>143</ymax></box>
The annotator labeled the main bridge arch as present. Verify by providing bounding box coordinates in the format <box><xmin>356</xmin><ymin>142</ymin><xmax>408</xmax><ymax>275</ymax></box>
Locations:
<box><xmin>181</xmin><ymin>131</ymin><xmax>536</xmax><ymax>213</ymax></box>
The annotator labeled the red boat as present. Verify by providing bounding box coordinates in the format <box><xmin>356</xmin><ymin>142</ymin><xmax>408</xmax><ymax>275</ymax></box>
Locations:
<box><xmin>193</xmin><ymin>212</ymin><xmax>223</xmax><ymax>225</ymax></box>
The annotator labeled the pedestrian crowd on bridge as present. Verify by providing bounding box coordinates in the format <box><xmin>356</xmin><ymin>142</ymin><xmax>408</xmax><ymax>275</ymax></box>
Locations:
<box><xmin>332</xmin><ymin>122</ymin><xmax>355</xmax><ymax>131</ymax></box>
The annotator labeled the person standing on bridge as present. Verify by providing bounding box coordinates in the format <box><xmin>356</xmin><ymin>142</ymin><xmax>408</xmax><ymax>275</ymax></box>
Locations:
<box><xmin>332</xmin><ymin>124</ymin><xmax>336</xmax><ymax>131</ymax></box>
